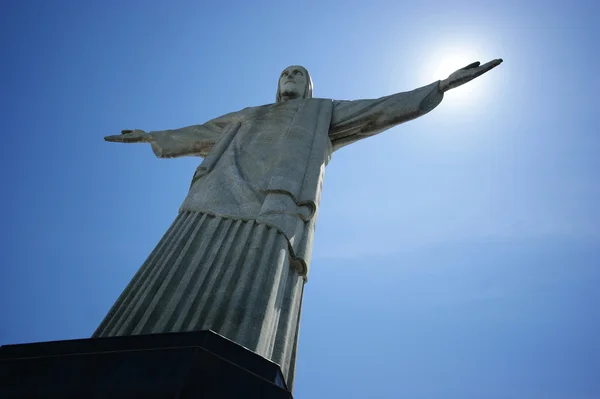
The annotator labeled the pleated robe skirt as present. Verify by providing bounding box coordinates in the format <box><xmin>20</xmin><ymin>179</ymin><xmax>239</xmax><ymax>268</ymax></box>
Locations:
<box><xmin>93</xmin><ymin>211</ymin><xmax>305</xmax><ymax>388</ymax></box>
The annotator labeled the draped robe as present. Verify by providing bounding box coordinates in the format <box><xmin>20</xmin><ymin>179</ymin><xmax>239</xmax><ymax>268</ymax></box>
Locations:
<box><xmin>93</xmin><ymin>81</ymin><xmax>444</xmax><ymax>389</ymax></box>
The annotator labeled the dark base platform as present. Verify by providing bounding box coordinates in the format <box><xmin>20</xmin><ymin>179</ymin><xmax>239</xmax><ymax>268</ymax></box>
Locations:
<box><xmin>0</xmin><ymin>330</ymin><xmax>292</xmax><ymax>398</ymax></box>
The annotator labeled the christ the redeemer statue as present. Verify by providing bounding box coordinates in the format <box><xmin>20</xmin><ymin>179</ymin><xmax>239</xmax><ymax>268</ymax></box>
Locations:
<box><xmin>98</xmin><ymin>59</ymin><xmax>502</xmax><ymax>389</ymax></box>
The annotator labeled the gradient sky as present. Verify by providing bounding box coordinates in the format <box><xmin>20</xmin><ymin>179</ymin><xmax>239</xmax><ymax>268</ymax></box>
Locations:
<box><xmin>1</xmin><ymin>1</ymin><xmax>599</xmax><ymax>398</ymax></box>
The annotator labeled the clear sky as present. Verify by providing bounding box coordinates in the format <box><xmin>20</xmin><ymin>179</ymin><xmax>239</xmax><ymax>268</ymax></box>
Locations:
<box><xmin>1</xmin><ymin>1</ymin><xmax>599</xmax><ymax>398</ymax></box>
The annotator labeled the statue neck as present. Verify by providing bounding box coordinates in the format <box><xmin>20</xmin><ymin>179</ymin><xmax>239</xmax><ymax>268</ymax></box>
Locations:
<box><xmin>280</xmin><ymin>91</ymin><xmax>301</xmax><ymax>102</ymax></box>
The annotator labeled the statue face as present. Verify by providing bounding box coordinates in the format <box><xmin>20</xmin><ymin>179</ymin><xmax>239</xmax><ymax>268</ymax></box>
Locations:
<box><xmin>278</xmin><ymin>66</ymin><xmax>308</xmax><ymax>101</ymax></box>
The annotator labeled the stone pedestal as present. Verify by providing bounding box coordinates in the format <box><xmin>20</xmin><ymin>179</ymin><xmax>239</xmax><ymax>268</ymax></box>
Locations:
<box><xmin>0</xmin><ymin>330</ymin><xmax>292</xmax><ymax>398</ymax></box>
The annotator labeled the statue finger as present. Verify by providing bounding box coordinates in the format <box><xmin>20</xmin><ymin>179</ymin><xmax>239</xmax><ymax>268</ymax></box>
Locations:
<box><xmin>121</xmin><ymin>129</ymin><xmax>133</xmax><ymax>134</ymax></box>
<box><xmin>462</xmin><ymin>61</ymin><xmax>481</xmax><ymax>70</ymax></box>
<box><xmin>482</xmin><ymin>58</ymin><xmax>503</xmax><ymax>70</ymax></box>
<box><xmin>105</xmin><ymin>134</ymin><xmax>125</xmax><ymax>142</ymax></box>
<box><xmin>475</xmin><ymin>59</ymin><xmax>503</xmax><ymax>76</ymax></box>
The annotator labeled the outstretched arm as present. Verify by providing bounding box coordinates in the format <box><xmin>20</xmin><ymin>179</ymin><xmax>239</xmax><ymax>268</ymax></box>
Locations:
<box><xmin>329</xmin><ymin>81</ymin><xmax>444</xmax><ymax>151</ymax></box>
<box><xmin>329</xmin><ymin>58</ymin><xmax>502</xmax><ymax>151</ymax></box>
<box><xmin>104</xmin><ymin>110</ymin><xmax>241</xmax><ymax>158</ymax></box>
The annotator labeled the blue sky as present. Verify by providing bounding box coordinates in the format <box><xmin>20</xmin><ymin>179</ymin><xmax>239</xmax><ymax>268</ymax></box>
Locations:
<box><xmin>1</xmin><ymin>1</ymin><xmax>599</xmax><ymax>398</ymax></box>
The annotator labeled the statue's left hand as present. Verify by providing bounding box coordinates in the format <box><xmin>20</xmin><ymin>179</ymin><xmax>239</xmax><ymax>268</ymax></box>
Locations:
<box><xmin>439</xmin><ymin>58</ymin><xmax>503</xmax><ymax>93</ymax></box>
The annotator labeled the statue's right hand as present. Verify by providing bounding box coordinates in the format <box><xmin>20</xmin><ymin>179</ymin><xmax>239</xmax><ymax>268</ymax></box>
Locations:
<box><xmin>104</xmin><ymin>129</ymin><xmax>149</xmax><ymax>143</ymax></box>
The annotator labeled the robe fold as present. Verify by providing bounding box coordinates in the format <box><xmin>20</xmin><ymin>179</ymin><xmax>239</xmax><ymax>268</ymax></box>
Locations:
<box><xmin>93</xmin><ymin>81</ymin><xmax>443</xmax><ymax>389</ymax></box>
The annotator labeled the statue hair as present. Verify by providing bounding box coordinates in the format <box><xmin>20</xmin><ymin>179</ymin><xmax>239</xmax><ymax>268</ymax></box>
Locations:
<box><xmin>276</xmin><ymin>65</ymin><xmax>313</xmax><ymax>103</ymax></box>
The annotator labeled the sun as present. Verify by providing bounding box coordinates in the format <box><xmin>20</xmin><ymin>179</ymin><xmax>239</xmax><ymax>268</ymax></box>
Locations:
<box><xmin>419</xmin><ymin>46</ymin><xmax>482</xmax><ymax>80</ymax></box>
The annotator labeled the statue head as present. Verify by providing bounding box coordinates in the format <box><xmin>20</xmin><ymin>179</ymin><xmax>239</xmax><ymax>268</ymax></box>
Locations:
<box><xmin>276</xmin><ymin>65</ymin><xmax>313</xmax><ymax>102</ymax></box>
